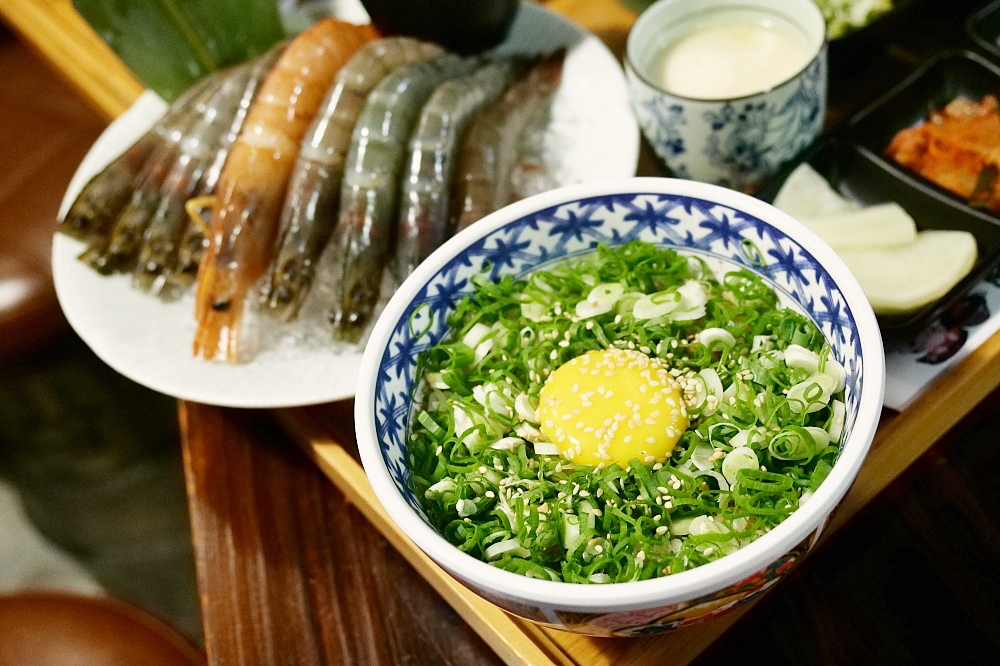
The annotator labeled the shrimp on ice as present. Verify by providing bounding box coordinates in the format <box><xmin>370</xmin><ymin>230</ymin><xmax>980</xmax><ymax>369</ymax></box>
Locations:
<box><xmin>261</xmin><ymin>37</ymin><xmax>444</xmax><ymax>320</ymax></box>
<box><xmin>328</xmin><ymin>54</ymin><xmax>477</xmax><ymax>342</ymax></box>
<box><xmin>393</xmin><ymin>59</ymin><xmax>526</xmax><ymax>281</ymax></box>
<box><xmin>452</xmin><ymin>50</ymin><xmax>565</xmax><ymax>233</ymax></box>
<box><xmin>170</xmin><ymin>43</ymin><xmax>287</xmax><ymax>296</ymax></box>
<box><xmin>193</xmin><ymin>18</ymin><xmax>376</xmax><ymax>362</ymax></box>
<box><xmin>509</xmin><ymin>94</ymin><xmax>561</xmax><ymax>202</ymax></box>
<box><xmin>79</xmin><ymin>75</ymin><xmax>227</xmax><ymax>274</ymax></box>
<box><xmin>59</xmin><ymin>74</ymin><xmax>217</xmax><ymax>244</ymax></box>
<box><xmin>134</xmin><ymin>45</ymin><xmax>285</xmax><ymax>299</ymax></box>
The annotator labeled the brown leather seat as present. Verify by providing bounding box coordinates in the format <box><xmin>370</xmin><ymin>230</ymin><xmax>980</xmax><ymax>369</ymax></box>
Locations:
<box><xmin>0</xmin><ymin>592</ymin><xmax>205</xmax><ymax>666</ymax></box>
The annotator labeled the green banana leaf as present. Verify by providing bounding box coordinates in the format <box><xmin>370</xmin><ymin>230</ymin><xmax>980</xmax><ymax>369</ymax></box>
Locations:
<box><xmin>74</xmin><ymin>0</ymin><xmax>285</xmax><ymax>101</ymax></box>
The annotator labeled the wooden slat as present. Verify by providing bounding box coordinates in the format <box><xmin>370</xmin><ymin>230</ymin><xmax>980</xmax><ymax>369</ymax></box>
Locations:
<box><xmin>180</xmin><ymin>402</ymin><xmax>513</xmax><ymax>666</ymax></box>
<box><xmin>0</xmin><ymin>0</ymin><xmax>143</xmax><ymax>120</ymax></box>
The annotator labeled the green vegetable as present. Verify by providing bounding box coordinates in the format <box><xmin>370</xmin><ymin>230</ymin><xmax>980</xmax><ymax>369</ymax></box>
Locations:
<box><xmin>814</xmin><ymin>0</ymin><xmax>894</xmax><ymax>40</ymax></box>
<box><xmin>407</xmin><ymin>241</ymin><xmax>843</xmax><ymax>583</ymax></box>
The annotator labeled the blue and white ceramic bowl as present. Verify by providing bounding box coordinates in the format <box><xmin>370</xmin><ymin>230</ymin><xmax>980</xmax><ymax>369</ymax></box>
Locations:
<box><xmin>626</xmin><ymin>0</ymin><xmax>827</xmax><ymax>191</ymax></box>
<box><xmin>356</xmin><ymin>178</ymin><xmax>884</xmax><ymax>636</ymax></box>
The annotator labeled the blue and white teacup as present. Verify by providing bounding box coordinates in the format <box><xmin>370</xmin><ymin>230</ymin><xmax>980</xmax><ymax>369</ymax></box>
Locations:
<box><xmin>625</xmin><ymin>0</ymin><xmax>827</xmax><ymax>191</ymax></box>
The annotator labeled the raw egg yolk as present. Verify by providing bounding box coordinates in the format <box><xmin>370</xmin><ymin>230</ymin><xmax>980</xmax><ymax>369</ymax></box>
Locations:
<box><xmin>537</xmin><ymin>349</ymin><xmax>689</xmax><ymax>467</ymax></box>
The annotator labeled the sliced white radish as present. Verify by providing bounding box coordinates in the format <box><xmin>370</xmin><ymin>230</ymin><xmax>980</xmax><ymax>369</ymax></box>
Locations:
<box><xmin>773</xmin><ymin>163</ymin><xmax>860</xmax><ymax>219</ymax></box>
<box><xmin>800</xmin><ymin>203</ymin><xmax>917</xmax><ymax>252</ymax></box>
<box><xmin>839</xmin><ymin>230</ymin><xmax>977</xmax><ymax>315</ymax></box>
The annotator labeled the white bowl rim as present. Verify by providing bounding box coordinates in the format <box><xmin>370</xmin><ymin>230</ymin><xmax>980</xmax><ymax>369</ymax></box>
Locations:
<box><xmin>356</xmin><ymin>176</ymin><xmax>885</xmax><ymax>612</ymax></box>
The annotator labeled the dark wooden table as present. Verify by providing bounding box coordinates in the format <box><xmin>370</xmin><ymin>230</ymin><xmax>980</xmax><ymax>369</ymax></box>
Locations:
<box><xmin>178</xmin><ymin>2</ymin><xmax>1000</xmax><ymax>664</ymax></box>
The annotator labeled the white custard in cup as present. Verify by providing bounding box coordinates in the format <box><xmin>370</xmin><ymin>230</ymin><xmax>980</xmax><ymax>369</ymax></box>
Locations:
<box><xmin>656</xmin><ymin>18</ymin><xmax>813</xmax><ymax>100</ymax></box>
<box><xmin>625</xmin><ymin>0</ymin><xmax>827</xmax><ymax>190</ymax></box>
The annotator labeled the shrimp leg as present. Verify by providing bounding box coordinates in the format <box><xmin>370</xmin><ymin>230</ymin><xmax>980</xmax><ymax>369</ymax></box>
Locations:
<box><xmin>193</xmin><ymin>19</ymin><xmax>376</xmax><ymax>362</ymax></box>
<box><xmin>135</xmin><ymin>45</ymin><xmax>286</xmax><ymax>299</ymax></box>
<box><xmin>59</xmin><ymin>74</ymin><xmax>217</xmax><ymax>243</ymax></box>
<box><xmin>452</xmin><ymin>50</ymin><xmax>565</xmax><ymax>233</ymax></box>
<box><xmin>394</xmin><ymin>58</ymin><xmax>527</xmax><ymax>281</ymax></box>
<box><xmin>79</xmin><ymin>75</ymin><xmax>227</xmax><ymax>274</ymax></box>
<box><xmin>261</xmin><ymin>37</ymin><xmax>444</xmax><ymax>320</ymax></box>
<box><xmin>328</xmin><ymin>54</ymin><xmax>478</xmax><ymax>343</ymax></box>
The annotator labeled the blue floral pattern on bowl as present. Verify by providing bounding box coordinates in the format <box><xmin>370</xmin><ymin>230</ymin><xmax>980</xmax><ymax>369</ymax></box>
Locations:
<box><xmin>626</xmin><ymin>46</ymin><xmax>828</xmax><ymax>191</ymax></box>
<box><xmin>372</xmin><ymin>191</ymin><xmax>862</xmax><ymax>520</ymax></box>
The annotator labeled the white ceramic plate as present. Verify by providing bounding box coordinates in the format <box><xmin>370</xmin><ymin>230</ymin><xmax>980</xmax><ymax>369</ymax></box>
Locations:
<box><xmin>51</xmin><ymin>2</ymin><xmax>640</xmax><ymax>408</ymax></box>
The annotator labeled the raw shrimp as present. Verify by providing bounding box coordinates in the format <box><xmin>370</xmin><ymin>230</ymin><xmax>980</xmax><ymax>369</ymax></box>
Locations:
<box><xmin>327</xmin><ymin>54</ymin><xmax>477</xmax><ymax>343</ymax></box>
<box><xmin>261</xmin><ymin>37</ymin><xmax>444</xmax><ymax>320</ymax></box>
<box><xmin>58</xmin><ymin>74</ymin><xmax>217</xmax><ymax>243</ymax></box>
<box><xmin>193</xmin><ymin>18</ymin><xmax>376</xmax><ymax>362</ymax></box>
<box><xmin>132</xmin><ymin>61</ymin><xmax>256</xmax><ymax>295</ymax></box>
<box><xmin>452</xmin><ymin>50</ymin><xmax>565</xmax><ymax>233</ymax></box>
<box><xmin>134</xmin><ymin>45</ymin><xmax>285</xmax><ymax>299</ymax></box>
<box><xmin>394</xmin><ymin>58</ymin><xmax>526</xmax><ymax>281</ymax></box>
<box><xmin>509</xmin><ymin>97</ymin><xmax>560</xmax><ymax>201</ymax></box>
<box><xmin>79</xmin><ymin>75</ymin><xmax>227</xmax><ymax>274</ymax></box>
<box><xmin>170</xmin><ymin>43</ymin><xmax>288</xmax><ymax>296</ymax></box>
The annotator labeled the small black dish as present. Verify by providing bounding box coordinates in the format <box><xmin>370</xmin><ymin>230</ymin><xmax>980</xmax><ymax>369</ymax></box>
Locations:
<box><xmin>827</xmin><ymin>0</ymin><xmax>920</xmax><ymax>76</ymax></box>
<box><xmin>360</xmin><ymin>0</ymin><xmax>519</xmax><ymax>54</ymax></box>
<box><xmin>756</xmin><ymin>133</ymin><xmax>1000</xmax><ymax>340</ymax></box>
<box><xmin>966</xmin><ymin>0</ymin><xmax>1000</xmax><ymax>63</ymax></box>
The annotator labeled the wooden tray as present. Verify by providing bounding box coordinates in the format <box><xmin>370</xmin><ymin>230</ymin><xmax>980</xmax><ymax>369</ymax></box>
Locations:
<box><xmin>274</xmin><ymin>324</ymin><xmax>1000</xmax><ymax>666</ymax></box>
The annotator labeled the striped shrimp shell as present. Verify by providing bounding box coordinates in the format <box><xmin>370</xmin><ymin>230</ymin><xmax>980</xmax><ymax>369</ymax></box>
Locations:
<box><xmin>79</xmin><ymin>74</ymin><xmax>227</xmax><ymax>274</ymax></box>
<box><xmin>58</xmin><ymin>74</ymin><xmax>217</xmax><ymax>244</ymax></box>
<box><xmin>393</xmin><ymin>58</ymin><xmax>527</xmax><ymax>282</ymax></box>
<box><xmin>452</xmin><ymin>49</ymin><xmax>565</xmax><ymax>233</ymax></box>
<box><xmin>193</xmin><ymin>18</ymin><xmax>376</xmax><ymax>362</ymax></box>
<box><xmin>261</xmin><ymin>37</ymin><xmax>444</xmax><ymax>320</ymax></box>
<box><xmin>327</xmin><ymin>54</ymin><xmax>477</xmax><ymax>343</ymax></box>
